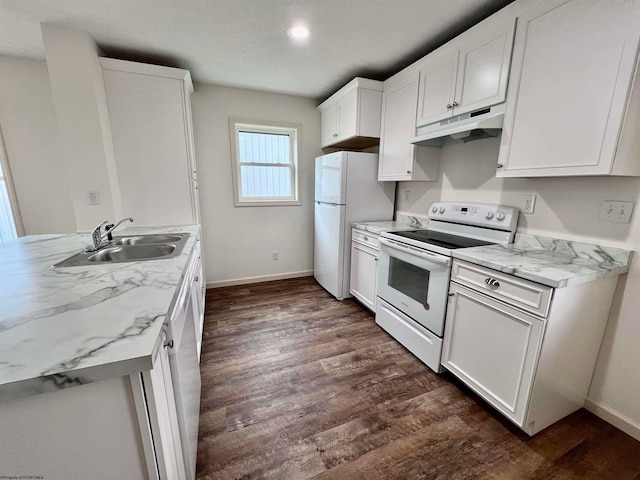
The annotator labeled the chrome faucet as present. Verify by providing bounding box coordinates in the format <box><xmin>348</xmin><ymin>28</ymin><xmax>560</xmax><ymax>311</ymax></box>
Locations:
<box><xmin>86</xmin><ymin>217</ymin><xmax>134</xmax><ymax>252</ymax></box>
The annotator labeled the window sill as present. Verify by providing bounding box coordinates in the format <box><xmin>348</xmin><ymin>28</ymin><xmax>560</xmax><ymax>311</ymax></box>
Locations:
<box><xmin>234</xmin><ymin>200</ymin><xmax>302</xmax><ymax>207</ymax></box>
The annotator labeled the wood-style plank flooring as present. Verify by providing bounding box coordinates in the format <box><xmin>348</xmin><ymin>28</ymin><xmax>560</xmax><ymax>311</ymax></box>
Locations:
<box><xmin>196</xmin><ymin>277</ymin><xmax>640</xmax><ymax>479</ymax></box>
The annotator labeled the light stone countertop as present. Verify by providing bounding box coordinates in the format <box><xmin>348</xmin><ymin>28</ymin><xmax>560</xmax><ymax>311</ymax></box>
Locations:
<box><xmin>351</xmin><ymin>220</ymin><xmax>415</xmax><ymax>235</ymax></box>
<box><xmin>0</xmin><ymin>225</ymin><xmax>200</xmax><ymax>402</ymax></box>
<box><xmin>453</xmin><ymin>233</ymin><xmax>633</xmax><ymax>288</ymax></box>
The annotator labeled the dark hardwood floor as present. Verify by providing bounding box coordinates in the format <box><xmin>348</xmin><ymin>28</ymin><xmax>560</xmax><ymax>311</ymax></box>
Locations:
<box><xmin>196</xmin><ymin>276</ymin><xmax>640</xmax><ymax>479</ymax></box>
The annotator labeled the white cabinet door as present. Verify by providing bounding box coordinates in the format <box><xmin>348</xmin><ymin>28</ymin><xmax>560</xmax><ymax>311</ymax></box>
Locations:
<box><xmin>416</xmin><ymin>50</ymin><xmax>458</xmax><ymax>126</ymax></box>
<box><xmin>454</xmin><ymin>16</ymin><xmax>515</xmax><ymax>116</ymax></box>
<box><xmin>336</xmin><ymin>87</ymin><xmax>358</xmax><ymax>142</ymax></box>
<box><xmin>101</xmin><ymin>59</ymin><xmax>199</xmax><ymax>226</ymax></box>
<box><xmin>318</xmin><ymin>78</ymin><xmax>383</xmax><ymax>149</ymax></box>
<box><xmin>442</xmin><ymin>283</ymin><xmax>545</xmax><ymax>426</ymax></box>
<box><xmin>497</xmin><ymin>0</ymin><xmax>640</xmax><ymax>177</ymax></box>
<box><xmin>142</xmin><ymin>334</ymin><xmax>187</xmax><ymax>480</ymax></box>
<box><xmin>349</xmin><ymin>240</ymin><xmax>378</xmax><ymax>311</ymax></box>
<box><xmin>378</xmin><ymin>71</ymin><xmax>440</xmax><ymax>182</ymax></box>
<box><xmin>190</xmin><ymin>244</ymin><xmax>205</xmax><ymax>359</ymax></box>
<box><xmin>320</xmin><ymin>103</ymin><xmax>338</xmax><ymax>147</ymax></box>
<box><xmin>416</xmin><ymin>16</ymin><xmax>515</xmax><ymax>128</ymax></box>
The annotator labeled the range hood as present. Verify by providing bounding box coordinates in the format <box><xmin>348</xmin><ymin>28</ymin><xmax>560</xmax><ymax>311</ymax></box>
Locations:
<box><xmin>411</xmin><ymin>103</ymin><xmax>505</xmax><ymax>147</ymax></box>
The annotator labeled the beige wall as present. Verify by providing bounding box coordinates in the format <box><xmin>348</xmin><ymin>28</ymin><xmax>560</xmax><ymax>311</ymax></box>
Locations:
<box><xmin>0</xmin><ymin>55</ymin><xmax>75</xmax><ymax>234</ymax></box>
<box><xmin>396</xmin><ymin>135</ymin><xmax>640</xmax><ymax>436</ymax></box>
<box><xmin>190</xmin><ymin>84</ymin><xmax>321</xmax><ymax>286</ymax></box>
<box><xmin>42</xmin><ymin>24</ymin><xmax>123</xmax><ymax>232</ymax></box>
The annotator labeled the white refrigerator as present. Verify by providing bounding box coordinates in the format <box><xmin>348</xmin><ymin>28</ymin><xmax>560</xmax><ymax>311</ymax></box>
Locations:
<box><xmin>314</xmin><ymin>151</ymin><xmax>395</xmax><ymax>300</ymax></box>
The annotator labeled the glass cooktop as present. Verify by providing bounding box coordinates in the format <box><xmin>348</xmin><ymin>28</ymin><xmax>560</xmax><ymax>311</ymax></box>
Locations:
<box><xmin>390</xmin><ymin>230</ymin><xmax>494</xmax><ymax>250</ymax></box>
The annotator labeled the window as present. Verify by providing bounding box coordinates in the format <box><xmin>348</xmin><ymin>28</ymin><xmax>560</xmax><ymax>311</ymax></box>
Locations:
<box><xmin>0</xmin><ymin>129</ymin><xmax>19</xmax><ymax>242</ymax></box>
<box><xmin>230</xmin><ymin>119</ymin><xmax>300</xmax><ymax>206</ymax></box>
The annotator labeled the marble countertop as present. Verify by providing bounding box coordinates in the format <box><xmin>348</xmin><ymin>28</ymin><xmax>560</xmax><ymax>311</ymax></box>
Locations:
<box><xmin>453</xmin><ymin>233</ymin><xmax>633</xmax><ymax>288</ymax></box>
<box><xmin>351</xmin><ymin>220</ymin><xmax>415</xmax><ymax>235</ymax></box>
<box><xmin>0</xmin><ymin>225</ymin><xmax>200</xmax><ymax>402</ymax></box>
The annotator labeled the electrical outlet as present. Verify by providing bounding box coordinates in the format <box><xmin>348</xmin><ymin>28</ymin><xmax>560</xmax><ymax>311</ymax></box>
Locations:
<box><xmin>404</xmin><ymin>190</ymin><xmax>410</xmax><ymax>202</ymax></box>
<box><xmin>87</xmin><ymin>190</ymin><xmax>101</xmax><ymax>205</ymax></box>
<box><xmin>522</xmin><ymin>194</ymin><xmax>536</xmax><ymax>214</ymax></box>
<box><xmin>272</xmin><ymin>251</ymin><xmax>279</xmax><ymax>261</ymax></box>
<box><xmin>600</xmin><ymin>200</ymin><xmax>634</xmax><ymax>223</ymax></box>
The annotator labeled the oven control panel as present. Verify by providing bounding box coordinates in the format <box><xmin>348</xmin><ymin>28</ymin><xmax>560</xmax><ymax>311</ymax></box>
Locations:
<box><xmin>428</xmin><ymin>202</ymin><xmax>519</xmax><ymax>232</ymax></box>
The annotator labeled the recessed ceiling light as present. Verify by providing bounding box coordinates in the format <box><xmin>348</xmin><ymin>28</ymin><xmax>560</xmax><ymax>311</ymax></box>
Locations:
<box><xmin>287</xmin><ymin>24</ymin><xmax>311</xmax><ymax>40</ymax></box>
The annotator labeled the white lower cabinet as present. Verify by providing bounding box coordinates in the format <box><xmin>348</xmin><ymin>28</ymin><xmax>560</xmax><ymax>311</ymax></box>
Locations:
<box><xmin>443</xmin><ymin>259</ymin><xmax>620</xmax><ymax>435</ymax></box>
<box><xmin>349</xmin><ymin>228</ymin><xmax>380</xmax><ymax>312</ymax></box>
<box><xmin>0</xmin><ymin>238</ymin><xmax>206</xmax><ymax>479</ymax></box>
<box><xmin>137</xmin><ymin>334</ymin><xmax>188</xmax><ymax>480</ymax></box>
<box><xmin>0</xmin><ymin>341</ymin><xmax>184</xmax><ymax>480</ymax></box>
<box><xmin>442</xmin><ymin>283</ymin><xmax>544</xmax><ymax>425</ymax></box>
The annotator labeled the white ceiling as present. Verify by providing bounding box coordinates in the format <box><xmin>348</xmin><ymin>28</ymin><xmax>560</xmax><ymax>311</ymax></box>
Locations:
<box><xmin>0</xmin><ymin>0</ymin><xmax>512</xmax><ymax>100</ymax></box>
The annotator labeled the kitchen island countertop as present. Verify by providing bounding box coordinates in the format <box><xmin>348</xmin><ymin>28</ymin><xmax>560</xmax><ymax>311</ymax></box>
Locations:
<box><xmin>453</xmin><ymin>233</ymin><xmax>632</xmax><ymax>288</ymax></box>
<box><xmin>0</xmin><ymin>225</ymin><xmax>200</xmax><ymax>402</ymax></box>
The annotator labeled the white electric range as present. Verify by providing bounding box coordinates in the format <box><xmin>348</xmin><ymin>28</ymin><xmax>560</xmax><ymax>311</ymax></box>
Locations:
<box><xmin>375</xmin><ymin>202</ymin><xmax>519</xmax><ymax>372</ymax></box>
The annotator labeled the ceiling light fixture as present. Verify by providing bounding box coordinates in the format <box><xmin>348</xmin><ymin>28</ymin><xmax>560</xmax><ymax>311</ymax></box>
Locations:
<box><xmin>287</xmin><ymin>24</ymin><xmax>311</xmax><ymax>40</ymax></box>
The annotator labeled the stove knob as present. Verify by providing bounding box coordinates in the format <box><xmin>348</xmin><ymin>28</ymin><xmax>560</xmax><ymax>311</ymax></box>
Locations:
<box><xmin>485</xmin><ymin>211</ymin><xmax>494</xmax><ymax>220</ymax></box>
<box><xmin>496</xmin><ymin>211</ymin><xmax>506</xmax><ymax>221</ymax></box>
<box><xmin>431</xmin><ymin>206</ymin><xmax>438</xmax><ymax>214</ymax></box>
<box><xmin>438</xmin><ymin>206</ymin><xmax>446</xmax><ymax>214</ymax></box>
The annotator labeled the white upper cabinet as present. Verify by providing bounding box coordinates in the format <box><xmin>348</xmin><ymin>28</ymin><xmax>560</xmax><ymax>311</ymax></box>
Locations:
<box><xmin>416</xmin><ymin>16</ymin><xmax>516</xmax><ymax>127</ymax></box>
<box><xmin>497</xmin><ymin>0</ymin><xmax>640</xmax><ymax>177</ymax></box>
<box><xmin>101</xmin><ymin>58</ymin><xmax>201</xmax><ymax>227</ymax></box>
<box><xmin>416</xmin><ymin>49</ymin><xmax>459</xmax><ymax>126</ymax></box>
<box><xmin>378</xmin><ymin>70</ymin><xmax>440</xmax><ymax>181</ymax></box>
<box><xmin>318</xmin><ymin>77</ymin><xmax>383</xmax><ymax>149</ymax></box>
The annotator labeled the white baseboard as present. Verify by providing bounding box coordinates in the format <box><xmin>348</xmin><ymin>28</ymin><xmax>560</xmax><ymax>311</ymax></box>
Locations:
<box><xmin>585</xmin><ymin>397</ymin><xmax>640</xmax><ymax>441</ymax></box>
<box><xmin>206</xmin><ymin>270</ymin><xmax>313</xmax><ymax>288</ymax></box>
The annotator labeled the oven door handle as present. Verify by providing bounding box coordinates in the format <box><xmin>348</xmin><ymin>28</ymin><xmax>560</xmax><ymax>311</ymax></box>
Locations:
<box><xmin>379</xmin><ymin>238</ymin><xmax>451</xmax><ymax>266</ymax></box>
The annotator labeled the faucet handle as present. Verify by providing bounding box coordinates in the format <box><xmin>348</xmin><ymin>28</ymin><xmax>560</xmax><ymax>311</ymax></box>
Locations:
<box><xmin>104</xmin><ymin>224</ymin><xmax>115</xmax><ymax>241</ymax></box>
<box><xmin>92</xmin><ymin>220</ymin><xmax>110</xmax><ymax>233</ymax></box>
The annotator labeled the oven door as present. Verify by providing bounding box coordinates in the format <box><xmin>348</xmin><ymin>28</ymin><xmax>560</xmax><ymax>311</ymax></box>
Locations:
<box><xmin>377</xmin><ymin>237</ymin><xmax>451</xmax><ymax>336</ymax></box>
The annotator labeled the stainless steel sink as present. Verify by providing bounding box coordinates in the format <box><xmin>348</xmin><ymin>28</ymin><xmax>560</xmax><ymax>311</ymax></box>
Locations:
<box><xmin>88</xmin><ymin>244</ymin><xmax>176</xmax><ymax>262</ymax></box>
<box><xmin>54</xmin><ymin>232</ymin><xmax>190</xmax><ymax>267</ymax></box>
<box><xmin>113</xmin><ymin>234</ymin><xmax>184</xmax><ymax>245</ymax></box>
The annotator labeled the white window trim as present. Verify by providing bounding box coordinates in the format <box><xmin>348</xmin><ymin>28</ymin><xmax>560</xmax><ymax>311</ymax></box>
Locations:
<box><xmin>0</xmin><ymin>124</ymin><xmax>24</xmax><ymax>237</ymax></box>
<box><xmin>229</xmin><ymin>118</ymin><xmax>301</xmax><ymax>207</ymax></box>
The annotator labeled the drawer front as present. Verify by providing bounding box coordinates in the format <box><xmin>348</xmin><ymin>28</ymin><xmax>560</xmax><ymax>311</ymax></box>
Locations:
<box><xmin>376</xmin><ymin>298</ymin><xmax>443</xmax><ymax>373</ymax></box>
<box><xmin>452</xmin><ymin>260</ymin><xmax>552</xmax><ymax>317</ymax></box>
<box><xmin>352</xmin><ymin>228</ymin><xmax>379</xmax><ymax>249</ymax></box>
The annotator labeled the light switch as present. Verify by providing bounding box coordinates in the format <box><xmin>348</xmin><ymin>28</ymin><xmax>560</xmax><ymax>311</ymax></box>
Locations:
<box><xmin>599</xmin><ymin>200</ymin><xmax>634</xmax><ymax>224</ymax></box>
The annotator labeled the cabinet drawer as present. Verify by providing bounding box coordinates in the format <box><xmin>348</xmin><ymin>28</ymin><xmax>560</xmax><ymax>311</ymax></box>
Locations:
<box><xmin>452</xmin><ymin>260</ymin><xmax>552</xmax><ymax>317</ymax></box>
<box><xmin>352</xmin><ymin>228</ymin><xmax>379</xmax><ymax>250</ymax></box>
<box><xmin>376</xmin><ymin>299</ymin><xmax>443</xmax><ymax>373</ymax></box>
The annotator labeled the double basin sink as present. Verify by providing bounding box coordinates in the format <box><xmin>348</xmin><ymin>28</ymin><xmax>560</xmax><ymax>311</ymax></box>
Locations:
<box><xmin>54</xmin><ymin>233</ymin><xmax>190</xmax><ymax>267</ymax></box>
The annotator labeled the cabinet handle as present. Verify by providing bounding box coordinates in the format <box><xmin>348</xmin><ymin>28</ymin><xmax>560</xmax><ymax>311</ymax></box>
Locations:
<box><xmin>448</xmin><ymin>292</ymin><xmax>454</xmax><ymax>297</ymax></box>
<box><xmin>194</xmin><ymin>276</ymin><xmax>199</xmax><ymax>282</ymax></box>
<box><xmin>406</xmin><ymin>170</ymin><xmax>411</xmax><ymax>175</ymax></box>
<box><xmin>496</xmin><ymin>163</ymin><xmax>504</xmax><ymax>169</ymax></box>
<box><xmin>446</xmin><ymin>104</ymin><xmax>452</xmax><ymax>110</ymax></box>
<box><xmin>484</xmin><ymin>278</ymin><xmax>500</xmax><ymax>288</ymax></box>
<box><xmin>363</xmin><ymin>235</ymin><xmax>369</xmax><ymax>241</ymax></box>
<box><xmin>164</xmin><ymin>339</ymin><xmax>174</xmax><ymax>349</ymax></box>
<box><xmin>452</xmin><ymin>101</ymin><xmax>459</xmax><ymax>107</ymax></box>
